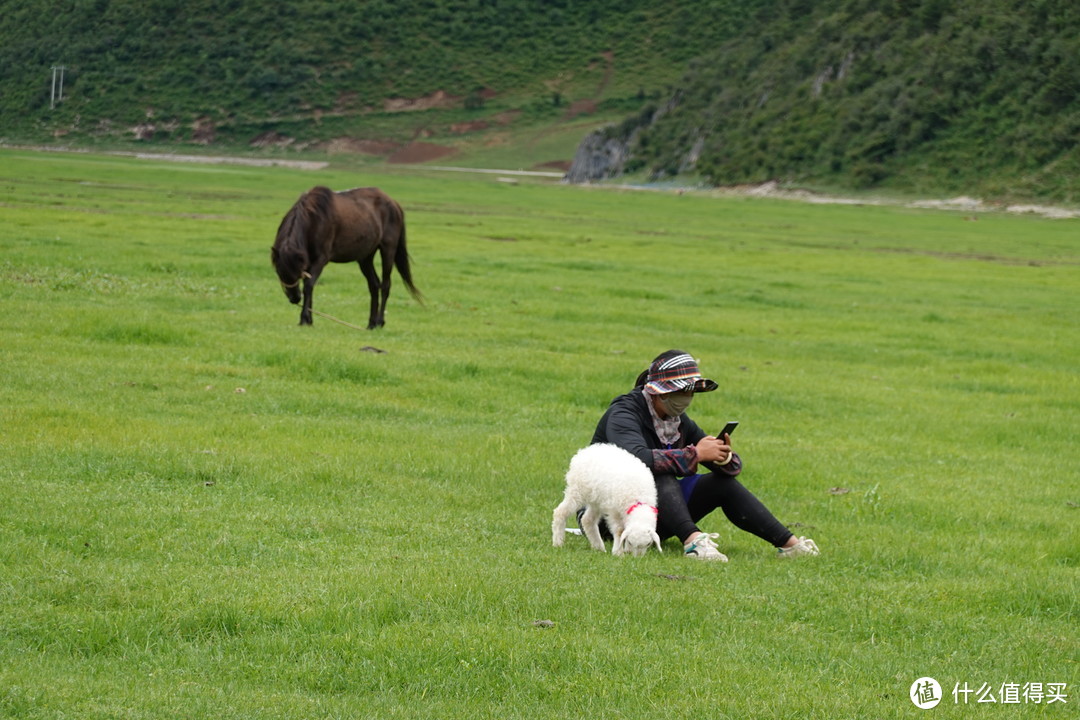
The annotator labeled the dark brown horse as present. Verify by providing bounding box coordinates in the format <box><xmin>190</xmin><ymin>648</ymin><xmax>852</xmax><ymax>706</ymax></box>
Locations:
<box><xmin>271</xmin><ymin>186</ymin><xmax>421</xmax><ymax>328</ymax></box>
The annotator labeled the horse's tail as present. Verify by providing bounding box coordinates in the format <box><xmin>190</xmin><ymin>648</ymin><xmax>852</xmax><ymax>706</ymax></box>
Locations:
<box><xmin>393</xmin><ymin>206</ymin><xmax>423</xmax><ymax>304</ymax></box>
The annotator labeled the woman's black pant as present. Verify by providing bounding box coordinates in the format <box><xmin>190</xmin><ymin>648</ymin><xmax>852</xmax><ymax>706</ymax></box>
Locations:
<box><xmin>655</xmin><ymin>472</ymin><xmax>794</xmax><ymax>547</ymax></box>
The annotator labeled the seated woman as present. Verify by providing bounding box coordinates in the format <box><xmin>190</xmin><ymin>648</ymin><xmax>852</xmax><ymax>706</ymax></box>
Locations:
<box><xmin>587</xmin><ymin>349</ymin><xmax>819</xmax><ymax>561</ymax></box>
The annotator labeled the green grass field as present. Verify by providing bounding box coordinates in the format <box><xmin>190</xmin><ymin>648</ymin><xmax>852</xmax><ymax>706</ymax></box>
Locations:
<box><xmin>1</xmin><ymin>149</ymin><xmax>1076</xmax><ymax>719</ymax></box>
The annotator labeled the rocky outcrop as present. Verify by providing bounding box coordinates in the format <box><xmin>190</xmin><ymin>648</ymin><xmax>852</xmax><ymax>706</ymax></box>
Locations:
<box><xmin>563</xmin><ymin>131</ymin><xmax>632</xmax><ymax>183</ymax></box>
<box><xmin>564</xmin><ymin>97</ymin><xmax>681</xmax><ymax>184</ymax></box>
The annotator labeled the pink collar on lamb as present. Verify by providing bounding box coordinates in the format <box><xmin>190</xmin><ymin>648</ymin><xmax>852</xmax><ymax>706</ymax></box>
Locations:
<box><xmin>626</xmin><ymin>502</ymin><xmax>659</xmax><ymax>515</ymax></box>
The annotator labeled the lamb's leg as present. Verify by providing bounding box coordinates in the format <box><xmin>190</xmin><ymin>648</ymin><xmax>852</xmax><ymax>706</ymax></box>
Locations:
<box><xmin>552</xmin><ymin>497</ymin><xmax>576</xmax><ymax>547</ymax></box>
<box><xmin>580</xmin><ymin>506</ymin><xmax>607</xmax><ymax>552</ymax></box>
<box><xmin>608</xmin><ymin>516</ymin><xmax>626</xmax><ymax>556</ymax></box>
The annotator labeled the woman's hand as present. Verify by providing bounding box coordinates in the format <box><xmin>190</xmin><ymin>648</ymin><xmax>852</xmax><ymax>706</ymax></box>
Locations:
<box><xmin>695</xmin><ymin>435</ymin><xmax>733</xmax><ymax>464</ymax></box>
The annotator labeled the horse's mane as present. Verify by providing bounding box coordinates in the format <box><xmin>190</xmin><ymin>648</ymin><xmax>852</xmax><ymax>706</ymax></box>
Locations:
<box><xmin>277</xmin><ymin>187</ymin><xmax>334</xmax><ymax>248</ymax></box>
<box><xmin>272</xmin><ymin>186</ymin><xmax>335</xmax><ymax>275</ymax></box>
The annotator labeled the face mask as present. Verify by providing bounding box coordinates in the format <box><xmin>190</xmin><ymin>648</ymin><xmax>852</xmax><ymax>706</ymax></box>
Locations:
<box><xmin>659</xmin><ymin>392</ymin><xmax>693</xmax><ymax>418</ymax></box>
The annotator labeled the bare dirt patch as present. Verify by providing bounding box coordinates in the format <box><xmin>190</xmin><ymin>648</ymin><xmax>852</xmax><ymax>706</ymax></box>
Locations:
<box><xmin>318</xmin><ymin>137</ymin><xmax>401</xmax><ymax>155</ymax></box>
<box><xmin>563</xmin><ymin>99</ymin><xmax>598</xmax><ymax>120</ymax></box>
<box><xmin>192</xmin><ymin>117</ymin><xmax>216</xmax><ymax>145</ymax></box>
<box><xmin>594</xmin><ymin>50</ymin><xmax>615</xmax><ymax>96</ymax></box>
<box><xmin>250</xmin><ymin>131</ymin><xmax>295</xmax><ymax>149</ymax></box>
<box><xmin>450</xmin><ymin>120</ymin><xmax>490</xmax><ymax>134</ymax></box>
<box><xmin>908</xmin><ymin>196</ymin><xmax>1080</xmax><ymax>219</ymax></box>
<box><xmin>706</xmin><ymin>181</ymin><xmax>1080</xmax><ymax>220</ymax></box>
<box><xmin>383</xmin><ymin>90</ymin><xmax>458</xmax><ymax>112</ymax></box>
<box><xmin>483</xmin><ymin>133</ymin><xmax>512</xmax><ymax>148</ymax></box>
<box><xmin>493</xmin><ymin>110</ymin><xmax>522</xmax><ymax>125</ymax></box>
<box><xmin>334</xmin><ymin>91</ymin><xmax>360</xmax><ymax>112</ymax></box>
<box><xmin>534</xmin><ymin>160</ymin><xmax>572</xmax><ymax>172</ymax></box>
<box><xmin>386</xmin><ymin>142</ymin><xmax>456</xmax><ymax>164</ymax></box>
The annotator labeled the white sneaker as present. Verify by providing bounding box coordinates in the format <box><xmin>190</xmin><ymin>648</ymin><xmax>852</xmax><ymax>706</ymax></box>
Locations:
<box><xmin>684</xmin><ymin>533</ymin><xmax>728</xmax><ymax>562</ymax></box>
<box><xmin>777</xmin><ymin>536</ymin><xmax>820</xmax><ymax>558</ymax></box>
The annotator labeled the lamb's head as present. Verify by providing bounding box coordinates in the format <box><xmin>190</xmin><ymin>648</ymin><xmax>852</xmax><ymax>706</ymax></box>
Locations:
<box><xmin>616</xmin><ymin>526</ymin><xmax>663</xmax><ymax>557</ymax></box>
<box><xmin>613</xmin><ymin>503</ymin><xmax>663</xmax><ymax>557</ymax></box>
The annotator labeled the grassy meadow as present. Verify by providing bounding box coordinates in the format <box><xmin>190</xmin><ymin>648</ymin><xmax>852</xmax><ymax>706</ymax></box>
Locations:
<box><xmin>0</xmin><ymin>148</ymin><xmax>1077</xmax><ymax>718</ymax></box>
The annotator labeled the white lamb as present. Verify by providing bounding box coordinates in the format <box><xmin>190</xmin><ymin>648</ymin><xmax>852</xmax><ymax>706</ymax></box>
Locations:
<box><xmin>552</xmin><ymin>443</ymin><xmax>662</xmax><ymax>557</ymax></box>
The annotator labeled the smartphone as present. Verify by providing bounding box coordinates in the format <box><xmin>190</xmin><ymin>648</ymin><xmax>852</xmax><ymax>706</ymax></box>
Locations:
<box><xmin>719</xmin><ymin>421</ymin><xmax>739</xmax><ymax>439</ymax></box>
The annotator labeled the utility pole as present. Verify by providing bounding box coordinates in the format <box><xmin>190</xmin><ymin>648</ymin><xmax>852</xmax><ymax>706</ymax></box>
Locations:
<box><xmin>50</xmin><ymin>65</ymin><xmax>66</xmax><ymax>109</ymax></box>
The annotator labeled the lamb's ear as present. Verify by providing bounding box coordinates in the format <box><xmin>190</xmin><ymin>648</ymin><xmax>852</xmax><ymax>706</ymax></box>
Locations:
<box><xmin>613</xmin><ymin>530</ymin><xmax>627</xmax><ymax>556</ymax></box>
<box><xmin>652</xmin><ymin>531</ymin><xmax>663</xmax><ymax>553</ymax></box>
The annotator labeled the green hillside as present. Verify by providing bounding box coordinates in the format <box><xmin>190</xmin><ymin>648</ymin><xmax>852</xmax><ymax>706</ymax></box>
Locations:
<box><xmin>2</xmin><ymin>0</ymin><xmax>1077</xmax><ymax>201</ymax></box>
<box><xmin>606</xmin><ymin>0</ymin><xmax>1080</xmax><ymax>202</ymax></box>
<box><xmin>0</xmin><ymin>0</ymin><xmax>764</xmax><ymax>158</ymax></box>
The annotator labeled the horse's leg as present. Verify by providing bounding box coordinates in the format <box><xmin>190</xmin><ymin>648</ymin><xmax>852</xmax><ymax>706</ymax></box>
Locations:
<box><xmin>300</xmin><ymin>275</ymin><xmax>314</xmax><ymax>325</ymax></box>
<box><xmin>376</xmin><ymin>245</ymin><xmax>395</xmax><ymax>328</ymax></box>
<box><xmin>300</xmin><ymin>263</ymin><xmax>326</xmax><ymax>326</ymax></box>
<box><xmin>358</xmin><ymin>256</ymin><xmax>380</xmax><ymax>330</ymax></box>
